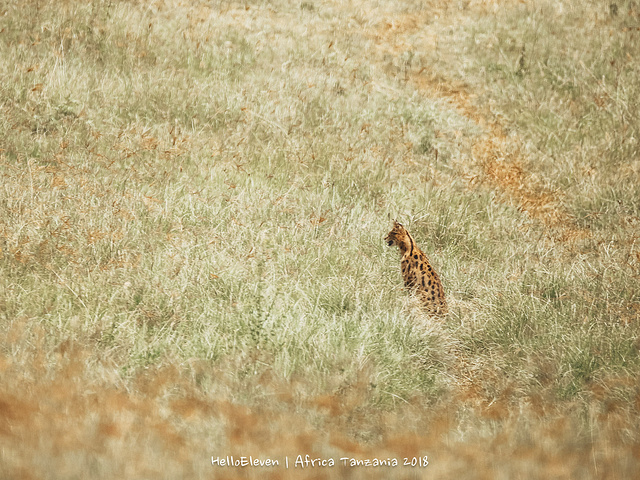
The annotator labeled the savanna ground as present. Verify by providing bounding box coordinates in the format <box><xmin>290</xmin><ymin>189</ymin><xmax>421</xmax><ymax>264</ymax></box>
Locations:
<box><xmin>1</xmin><ymin>0</ymin><xmax>639</xmax><ymax>478</ymax></box>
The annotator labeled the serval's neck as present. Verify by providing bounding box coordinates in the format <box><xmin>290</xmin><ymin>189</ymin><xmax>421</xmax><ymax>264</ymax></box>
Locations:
<box><xmin>399</xmin><ymin>230</ymin><xmax>416</xmax><ymax>257</ymax></box>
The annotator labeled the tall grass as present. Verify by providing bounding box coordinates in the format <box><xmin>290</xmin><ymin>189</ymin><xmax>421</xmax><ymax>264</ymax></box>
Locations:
<box><xmin>0</xmin><ymin>0</ymin><xmax>639</xmax><ymax>478</ymax></box>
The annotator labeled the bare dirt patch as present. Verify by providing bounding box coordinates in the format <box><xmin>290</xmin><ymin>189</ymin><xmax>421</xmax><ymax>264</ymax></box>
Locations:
<box><xmin>364</xmin><ymin>3</ymin><xmax>592</xmax><ymax>241</ymax></box>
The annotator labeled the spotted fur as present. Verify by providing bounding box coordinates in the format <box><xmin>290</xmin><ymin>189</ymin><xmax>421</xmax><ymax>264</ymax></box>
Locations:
<box><xmin>385</xmin><ymin>220</ymin><xmax>448</xmax><ymax>315</ymax></box>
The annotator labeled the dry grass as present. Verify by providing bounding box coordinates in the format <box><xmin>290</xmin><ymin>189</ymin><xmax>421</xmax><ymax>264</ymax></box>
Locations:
<box><xmin>1</xmin><ymin>0</ymin><xmax>639</xmax><ymax>478</ymax></box>
<box><xmin>2</xmin><ymin>336</ymin><xmax>639</xmax><ymax>479</ymax></box>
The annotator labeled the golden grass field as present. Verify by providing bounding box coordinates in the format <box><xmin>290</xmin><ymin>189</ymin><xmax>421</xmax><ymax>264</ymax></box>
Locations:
<box><xmin>1</xmin><ymin>0</ymin><xmax>639</xmax><ymax>478</ymax></box>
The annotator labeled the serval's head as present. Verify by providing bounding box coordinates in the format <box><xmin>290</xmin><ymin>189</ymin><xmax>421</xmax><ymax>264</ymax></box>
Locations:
<box><xmin>385</xmin><ymin>220</ymin><xmax>412</xmax><ymax>252</ymax></box>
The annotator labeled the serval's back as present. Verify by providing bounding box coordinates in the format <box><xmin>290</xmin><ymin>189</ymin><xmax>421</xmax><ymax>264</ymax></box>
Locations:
<box><xmin>385</xmin><ymin>221</ymin><xmax>448</xmax><ymax>316</ymax></box>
